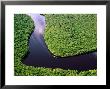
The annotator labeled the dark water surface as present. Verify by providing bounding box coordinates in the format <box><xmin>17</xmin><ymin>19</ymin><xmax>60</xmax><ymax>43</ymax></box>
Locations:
<box><xmin>22</xmin><ymin>14</ymin><xmax>97</xmax><ymax>70</ymax></box>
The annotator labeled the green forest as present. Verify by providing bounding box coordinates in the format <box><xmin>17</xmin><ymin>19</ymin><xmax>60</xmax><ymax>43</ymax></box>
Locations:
<box><xmin>14</xmin><ymin>14</ymin><xmax>97</xmax><ymax>76</ymax></box>
<box><xmin>44</xmin><ymin>14</ymin><xmax>97</xmax><ymax>57</ymax></box>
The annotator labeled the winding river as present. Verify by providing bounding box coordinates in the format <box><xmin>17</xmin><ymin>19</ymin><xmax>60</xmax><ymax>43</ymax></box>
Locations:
<box><xmin>22</xmin><ymin>14</ymin><xmax>97</xmax><ymax>70</ymax></box>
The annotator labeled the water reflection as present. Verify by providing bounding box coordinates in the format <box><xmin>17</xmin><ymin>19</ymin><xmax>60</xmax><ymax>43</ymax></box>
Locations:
<box><xmin>23</xmin><ymin>14</ymin><xmax>97</xmax><ymax>71</ymax></box>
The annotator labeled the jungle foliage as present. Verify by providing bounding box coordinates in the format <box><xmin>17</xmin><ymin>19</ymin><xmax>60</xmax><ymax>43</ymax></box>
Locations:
<box><xmin>44</xmin><ymin>14</ymin><xmax>97</xmax><ymax>57</ymax></box>
<box><xmin>14</xmin><ymin>14</ymin><xmax>97</xmax><ymax>76</ymax></box>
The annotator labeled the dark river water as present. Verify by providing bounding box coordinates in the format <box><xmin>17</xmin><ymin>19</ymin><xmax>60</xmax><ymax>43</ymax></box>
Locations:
<box><xmin>22</xmin><ymin>14</ymin><xmax>97</xmax><ymax>71</ymax></box>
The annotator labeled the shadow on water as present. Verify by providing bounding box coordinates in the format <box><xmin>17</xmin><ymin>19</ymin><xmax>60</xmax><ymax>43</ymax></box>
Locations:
<box><xmin>22</xmin><ymin>14</ymin><xmax>97</xmax><ymax>71</ymax></box>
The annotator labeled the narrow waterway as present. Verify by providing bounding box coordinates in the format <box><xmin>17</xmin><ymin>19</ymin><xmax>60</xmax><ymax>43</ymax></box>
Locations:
<box><xmin>22</xmin><ymin>14</ymin><xmax>97</xmax><ymax>70</ymax></box>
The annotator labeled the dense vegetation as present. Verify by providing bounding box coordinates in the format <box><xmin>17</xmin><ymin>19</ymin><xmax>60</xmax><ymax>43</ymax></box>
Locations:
<box><xmin>14</xmin><ymin>14</ymin><xmax>97</xmax><ymax>76</ymax></box>
<box><xmin>44</xmin><ymin>14</ymin><xmax>97</xmax><ymax>57</ymax></box>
